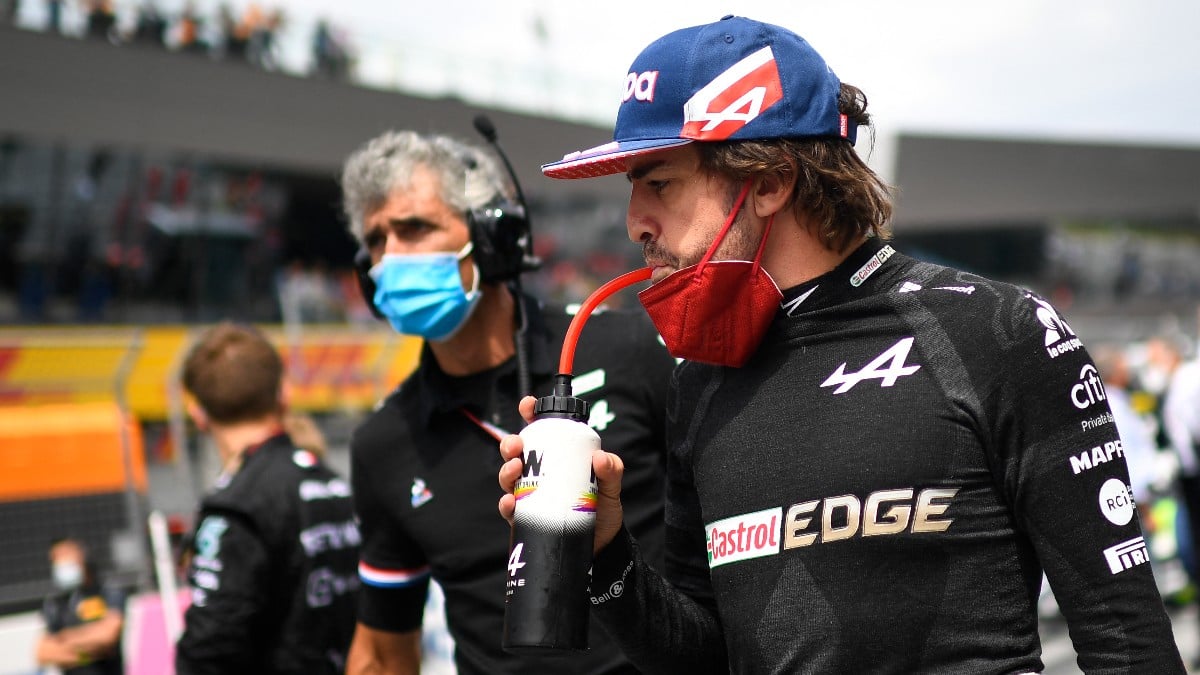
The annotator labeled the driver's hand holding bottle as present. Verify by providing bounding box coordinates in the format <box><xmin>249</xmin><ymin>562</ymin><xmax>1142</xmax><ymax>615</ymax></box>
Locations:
<box><xmin>497</xmin><ymin>395</ymin><xmax>627</xmax><ymax>555</ymax></box>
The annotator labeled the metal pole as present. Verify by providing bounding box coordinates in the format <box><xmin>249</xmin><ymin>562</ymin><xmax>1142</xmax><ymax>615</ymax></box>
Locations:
<box><xmin>115</xmin><ymin>328</ymin><xmax>150</xmax><ymax>590</ymax></box>
<box><xmin>147</xmin><ymin>510</ymin><xmax>184</xmax><ymax>642</ymax></box>
<box><xmin>166</xmin><ymin>328</ymin><xmax>198</xmax><ymax>498</ymax></box>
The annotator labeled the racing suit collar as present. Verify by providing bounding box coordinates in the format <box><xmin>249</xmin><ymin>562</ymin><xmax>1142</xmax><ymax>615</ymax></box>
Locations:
<box><xmin>777</xmin><ymin>237</ymin><xmax>899</xmax><ymax>318</ymax></box>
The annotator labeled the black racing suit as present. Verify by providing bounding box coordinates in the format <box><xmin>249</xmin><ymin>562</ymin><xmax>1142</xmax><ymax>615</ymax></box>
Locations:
<box><xmin>588</xmin><ymin>239</ymin><xmax>1185</xmax><ymax>674</ymax></box>
<box><xmin>351</xmin><ymin>294</ymin><xmax>675</xmax><ymax>674</ymax></box>
<box><xmin>176</xmin><ymin>433</ymin><xmax>359</xmax><ymax>675</ymax></box>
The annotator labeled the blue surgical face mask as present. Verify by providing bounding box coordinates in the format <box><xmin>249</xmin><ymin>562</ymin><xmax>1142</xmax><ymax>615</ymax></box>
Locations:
<box><xmin>369</xmin><ymin>242</ymin><xmax>482</xmax><ymax>341</ymax></box>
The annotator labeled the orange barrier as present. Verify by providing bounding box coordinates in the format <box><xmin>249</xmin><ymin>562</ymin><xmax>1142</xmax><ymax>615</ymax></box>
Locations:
<box><xmin>0</xmin><ymin>401</ymin><xmax>147</xmax><ymax>501</ymax></box>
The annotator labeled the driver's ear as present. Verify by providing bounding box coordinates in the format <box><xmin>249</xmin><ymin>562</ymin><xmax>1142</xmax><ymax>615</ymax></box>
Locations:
<box><xmin>752</xmin><ymin>165</ymin><xmax>797</xmax><ymax>218</ymax></box>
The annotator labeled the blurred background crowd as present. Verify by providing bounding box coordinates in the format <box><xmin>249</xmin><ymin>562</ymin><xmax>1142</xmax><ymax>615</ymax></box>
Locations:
<box><xmin>0</xmin><ymin>0</ymin><xmax>354</xmax><ymax>77</ymax></box>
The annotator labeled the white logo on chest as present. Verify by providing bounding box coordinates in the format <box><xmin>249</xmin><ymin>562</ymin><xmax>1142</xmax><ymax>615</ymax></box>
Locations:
<box><xmin>821</xmin><ymin>337</ymin><xmax>922</xmax><ymax>394</ymax></box>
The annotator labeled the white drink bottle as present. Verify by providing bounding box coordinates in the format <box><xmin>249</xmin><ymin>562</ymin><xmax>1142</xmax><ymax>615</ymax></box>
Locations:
<box><xmin>501</xmin><ymin>268</ymin><xmax>652</xmax><ymax>653</ymax></box>
<box><xmin>502</xmin><ymin>375</ymin><xmax>599</xmax><ymax>653</ymax></box>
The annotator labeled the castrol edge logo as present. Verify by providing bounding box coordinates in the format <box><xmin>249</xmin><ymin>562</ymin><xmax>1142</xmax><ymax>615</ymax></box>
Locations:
<box><xmin>706</xmin><ymin>487</ymin><xmax>960</xmax><ymax>569</ymax></box>
<box><xmin>707</xmin><ymin>507</ymin><xmax>782</xmax><ymax>568</ymax></box>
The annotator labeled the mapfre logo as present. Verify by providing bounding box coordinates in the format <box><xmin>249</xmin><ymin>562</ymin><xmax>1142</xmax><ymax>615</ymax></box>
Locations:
<box><xmin>681</xmin><ymin>46</ymin><xmax>783</xmax><ymax>140</ymax></box>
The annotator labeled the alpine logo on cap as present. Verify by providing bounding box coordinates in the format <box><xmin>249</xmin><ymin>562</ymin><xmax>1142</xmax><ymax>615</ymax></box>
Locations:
<box><xmin>682</xmin><ymin>45</ymin><xmax>783</xmax><ymax>140</ymax></box>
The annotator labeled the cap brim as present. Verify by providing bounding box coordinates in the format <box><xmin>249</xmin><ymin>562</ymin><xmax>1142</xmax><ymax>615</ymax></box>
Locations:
<box><xmin>541</xmin><ymin>138</ymin><xmax>694</xmax><ymax>179</ymax></box>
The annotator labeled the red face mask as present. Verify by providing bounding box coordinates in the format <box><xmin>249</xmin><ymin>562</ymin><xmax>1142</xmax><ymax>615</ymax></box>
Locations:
<box><xmin>637</xmin><ymin>180</ymin><xmax>782</xmax><ymax>367</ymax></box>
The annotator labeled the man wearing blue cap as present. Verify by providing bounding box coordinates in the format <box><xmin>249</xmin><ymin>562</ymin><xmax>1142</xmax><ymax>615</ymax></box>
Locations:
<box><xmin>501</xmin><ymin>15</ymin><xmax>1185</xmax><ymax>674</ymax></box>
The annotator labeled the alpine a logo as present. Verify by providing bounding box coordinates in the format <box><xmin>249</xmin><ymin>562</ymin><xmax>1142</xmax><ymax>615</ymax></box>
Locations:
<box><xmin>682</xmin><ymin>46</ymin><xmax>783</xmax><ymax>140</ymax></box>
<box><xmin>821</xmin><ymin>337</ymin><xmax>921</xmax><ymax>394</ymax></box>
<box><xmin>1031</xmin><ymin>296</ymin><xmax>1081</xmax><ymax>358</ymax></box>
<box><xmin>782</xmin><ymin>285</ymin><xmax>819</xmax><ymax>316</ymax></box>
<box><xmin>1103</xmin><ymin>536</ymin><xmax>1149</xmax><ymax>574</ymax></box>
<box><xmin>896</xmin><ymin>282</ymin><xmax>975</xmax><ymax>295</ymax></box>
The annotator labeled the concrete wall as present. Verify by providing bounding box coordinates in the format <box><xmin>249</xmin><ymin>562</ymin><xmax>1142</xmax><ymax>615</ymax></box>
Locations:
<box><xmin>894</xmin><ymin>133</ymin><xmax>1200</xmax><ymax>230</ymax></box>
<box><xmin>0</xmin><ymin>26</ymin><xmax>629</xmax><ymax>203</ymax></box>
<box><xmin>7</xmin><ymin>27</ymin><xmax>1200</xmax><ymax>238</ymax></box>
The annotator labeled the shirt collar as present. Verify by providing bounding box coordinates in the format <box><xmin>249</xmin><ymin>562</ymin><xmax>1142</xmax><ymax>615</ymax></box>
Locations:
<box><xmin>413</xmin><ymin>291</ymin><xmax>556</xmax><ymax>427</ymax></box>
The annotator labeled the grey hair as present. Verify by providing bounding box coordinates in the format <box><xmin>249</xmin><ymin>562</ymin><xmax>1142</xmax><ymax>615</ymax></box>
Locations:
<box><xmin>339</xmin><ymin>130</ymin><xmax>511</xmax><ymax>243</ymax></box>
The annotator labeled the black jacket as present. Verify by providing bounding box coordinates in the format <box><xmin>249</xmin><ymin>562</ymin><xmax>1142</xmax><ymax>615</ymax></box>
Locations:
<box><xmin>589</xmin><ymin>240</ymin><xmax>1184</xmax><ymax>674</ymax></box>
<box><xmin>176</xmin><ymin>433</ymin><xmax>359</xmax><ymax>675</ymax></box>
<box><xmin>352</xmin><ymin>296</ymin><xmax>675</xmax><ymax>674</ymax></box>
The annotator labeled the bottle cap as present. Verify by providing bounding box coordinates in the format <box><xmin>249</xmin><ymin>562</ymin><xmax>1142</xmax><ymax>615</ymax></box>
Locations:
<box><xmin>534</xmin><ymin>374</ymin><xmax>591</xmax><ymax>422</ymax></box>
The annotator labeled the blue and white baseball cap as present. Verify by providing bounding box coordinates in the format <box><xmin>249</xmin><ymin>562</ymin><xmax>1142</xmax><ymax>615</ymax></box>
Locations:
<box><xmin>543</xmin><ymin>15</ymin><xmax>856</xmax><ymax>180</ymax></box>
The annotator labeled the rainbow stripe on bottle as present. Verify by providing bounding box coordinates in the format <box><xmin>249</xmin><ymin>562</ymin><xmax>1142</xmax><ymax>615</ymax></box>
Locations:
<box><xmin>572</xmin><ymin>492</ymin><xmax>597</xmax><ymax>513</ymax></box>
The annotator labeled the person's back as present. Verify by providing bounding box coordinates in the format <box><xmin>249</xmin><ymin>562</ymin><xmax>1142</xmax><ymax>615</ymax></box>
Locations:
<box><xmin>179</xmin><ymin>435</ymin><xmax>358</xmax><ymax>673</ymax></box>
<box><xmin>175</xmin><ymin>322</ymin><xmax>359</xmax><ymax>675</ymax></box>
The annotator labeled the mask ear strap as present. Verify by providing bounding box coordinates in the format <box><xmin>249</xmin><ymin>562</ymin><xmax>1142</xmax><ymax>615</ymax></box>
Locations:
<box><xmin>697</xmin><ymin>179</ymin><xmax>755</xmax><ymax>273</ymax></box>
<box><xmin>751</xmin><ymin>213</ymin><xmax>775</xmax><ymax>274</ymax></box>
<box><xmin>458</xmin><ymin>241</ymin><xmax>482</xmax><ymax>297</ymax></box>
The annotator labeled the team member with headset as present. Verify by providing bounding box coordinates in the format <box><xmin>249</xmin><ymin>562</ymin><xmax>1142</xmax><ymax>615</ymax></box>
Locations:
<box><xmin>341</xmin><ymin>121</ymin><xmax>675</xmax><ymax>674</ymax></box>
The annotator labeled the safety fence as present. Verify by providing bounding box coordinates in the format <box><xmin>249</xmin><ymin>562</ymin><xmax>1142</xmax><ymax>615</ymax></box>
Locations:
<box><xmin>0</xmin><ymin>324</ymin><xmax>421</xmax><ymax>612</ymax></box>
<box><xmin>0</xmin><ymin>325</ymin><xmax>422</xmax><ymax>420</ymax></box>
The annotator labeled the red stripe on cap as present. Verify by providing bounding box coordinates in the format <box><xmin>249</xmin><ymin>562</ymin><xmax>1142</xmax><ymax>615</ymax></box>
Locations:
<box><xmin>542</xmin><ymin>140</ymin><xmax>694</xmax><ymax>180</ymax></box>
<box><xmin>543</xmin><ymin>156</ymin><xmax>630</xmax><ymax>179</ymax></box>
<box><xmin>681</xmin><ymin>48</ymin><xmax>784</xmax><ymax>141</ymax></box>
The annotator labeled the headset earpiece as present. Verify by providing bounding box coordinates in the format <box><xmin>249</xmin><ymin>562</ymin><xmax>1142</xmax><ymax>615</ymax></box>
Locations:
<box><xmin>466</xmin><ymin>115</ymin><xmax>541</xmax><ymax>284</ymax></box>
<box><xmin>467</xmin><ymin>199</ymin><xmax>540</xmax><ymax>283</ymax></box>
<box><xmin>354</xmin><ymin>247</ymin><xmax>385</xmax><ymax>319</ymax></box>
